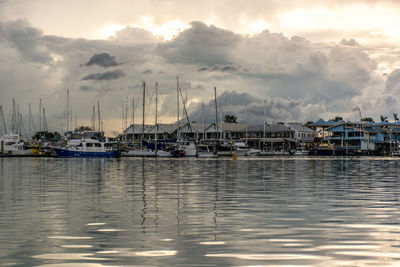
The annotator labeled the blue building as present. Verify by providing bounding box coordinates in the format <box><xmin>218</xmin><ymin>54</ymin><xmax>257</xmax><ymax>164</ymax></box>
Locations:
<box><xmin>309</xmin><ymin>119</ymin><xmax>400</xmax><ymax>155</ymax></box>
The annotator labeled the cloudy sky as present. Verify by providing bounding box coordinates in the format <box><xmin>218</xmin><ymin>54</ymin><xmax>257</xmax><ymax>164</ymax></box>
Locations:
<box><xmin>1</xmin><ymin>0</ymin><xmax>400</xmax><ymax>135</ymax></box>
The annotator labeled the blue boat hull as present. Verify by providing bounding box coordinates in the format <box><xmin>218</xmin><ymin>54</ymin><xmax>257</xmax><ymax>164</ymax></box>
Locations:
<box><xmin>53</xmin><ymin>148</ymin><xmax>120</xmax><ymax>158</ymax></box>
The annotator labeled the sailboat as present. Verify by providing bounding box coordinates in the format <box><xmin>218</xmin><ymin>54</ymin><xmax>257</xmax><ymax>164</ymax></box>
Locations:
<box><xmin>0</xmin><ymin>101</ymin><xmax>34</xmax><ymax>156</ymax></box>
<box><xmin>53</xmin><ymin>98</ymin><xmax>120</xmax><ymax>158</ymax></box>
<box><xmin>122</xmin><ymin>81</ymin><xmax>172</xmax><ymax>157</ymax></box>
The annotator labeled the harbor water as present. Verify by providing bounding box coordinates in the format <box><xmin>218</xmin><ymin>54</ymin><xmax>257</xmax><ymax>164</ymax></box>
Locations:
<box><xmin>1</xmin><ymin>157</ymin><xmax>400</xmax><ymax>266</ymax></box>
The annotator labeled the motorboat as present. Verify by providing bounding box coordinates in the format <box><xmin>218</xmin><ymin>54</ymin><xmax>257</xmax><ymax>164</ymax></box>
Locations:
<box><xmin>0</xmin><ymin>133</ymin><xmax>33</xmax><ymax>155</ymax></box>
<box><xmin>53</xmin><ymin>138</ymin><xmax>120</xmax><ymax>158</ymax></box>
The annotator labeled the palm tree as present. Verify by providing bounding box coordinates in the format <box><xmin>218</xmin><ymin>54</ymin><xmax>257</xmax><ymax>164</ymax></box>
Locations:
<box><xmin>224</xmin><ymin>114</ymin><xmax>237</xmax><ymax>123</ymax></box>
<box><xmin>393</xmin><ymin>113</ymin><xmax>399</xmax><ymax>122</ymax></box>
<box><xmin>380</xmin><ymin>115</ymin><xmax>388</xmax><ymax>122</ymax></box>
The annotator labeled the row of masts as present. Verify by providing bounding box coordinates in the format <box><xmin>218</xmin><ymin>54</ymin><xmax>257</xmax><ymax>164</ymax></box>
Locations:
<box><xmin>120</xmin><ymin>77</ymin><xmax>266</xmax><ymax>143</ymax></box>
<box><xmin>0</xmin><ymin>98</ymin><xmax>48</xmax><ymax>139</ymax></box>
<box><xmin>66</xmin><ymin>89</ymin><xmax>103</xmax><ymax>132</ymax></box>
<box><xmin>1</xmin><ymin>81</ymin><xmax>269</xmax><ymax>140</ymax></box>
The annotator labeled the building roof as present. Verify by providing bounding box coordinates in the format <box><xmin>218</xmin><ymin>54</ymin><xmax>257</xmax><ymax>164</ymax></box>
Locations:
<box><xmin>180</xmin><ymin>122</ymin><xmax>209</xmax><ymax>133</ymax></box>
<box><xmin>204</xmin><ymin>122</ymin><xmax>246</xmax><ymax>132</ymax></box>
<box><xmin>123</xmin><ymin>124</ymin><xmax>153</xmax><ymax>134</ymax></box>
<box><xmin>287</xmin><ymin>123</ymin><xmax>315</xmax><ymax>132</ymax></box>
<box><xmin>265</xmin><ymin>124</ymin><xmax>294</xmax><ymax>132</ymax></box>
<box><xmin>309</xmin><ymin>119</ymin><xmax>344</xmax><ymax>127</ymax></box>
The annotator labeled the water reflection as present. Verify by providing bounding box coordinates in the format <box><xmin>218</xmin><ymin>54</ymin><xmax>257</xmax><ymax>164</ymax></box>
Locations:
<box><xmin>1</xmin><ymin>157</ymin><xmax>400</xmax><ymax>266</ymax></box>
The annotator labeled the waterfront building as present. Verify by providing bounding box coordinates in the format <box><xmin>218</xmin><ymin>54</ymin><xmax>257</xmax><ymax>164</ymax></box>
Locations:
<box><xmin>203</xmin><ymin>122</ymin><xmax>247</xmax><ymax>141</ymax></box>
<box><xmin>287</xmin><ymin>123</ymin><xmax>315</xmax><ymax>149</ymax></box>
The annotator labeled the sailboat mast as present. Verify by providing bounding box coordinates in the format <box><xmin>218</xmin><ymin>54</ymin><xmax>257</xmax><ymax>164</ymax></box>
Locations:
<box><xmin>0</xmin><ymin>105</ymin><xmax>7</xmax><ymax>134</ymax></box>
<box><xmin>214</xmin><ymin>87</ymin><xmax>218</xmax><ymax>140</ymax></box>
<box><xmin>155</xmin><ymin>82</ymin><xmax>158</xmax><ymax>126</ymax></box>
<box><xmin>92</xmin><ymin>105</ymin><xmax>96</xmax><ymax>130</ymax></box>
<box><xmin>97</xmin><ymin>101</ymin><xmax>101</xmax><ymax>131</ymax></box>
<box><xmin>12</xmin><ymin>98</ymin><xmax>16</xmax><ymax>133</ymax></box>
<box><xmin>132</xmin><ymin>97</ymin><xmax>135</xmax><ymax>142</ymax></box>
<box><xmin>201</xmin><ymin>102</ymin><xmax>205</xmax><ymax>140</ymax></box>
<box><xmin>263</xmin><ymin>100</ymin><xmax>266</xmax><ymax>139</ymax></box>
<box><xmin>132</xmin><ymin>97</ymin><xmax>135</xmax><ymax>125</ymax></box>
<box><xmin>155</xmin><ymin>82</ymin><xmax>158</xmax><ymax>157</ymax></box>
<box><xmin>20</xmin><ymin>113</ymin><xmax>28</xmax><ymax>140</ymax></box>
<box><xmin>66</xmin><ymin>89</ymin><xmax>69</xmax><ymax>132</ymax></box>
<box><xmin>39</xmin><ymin>98</ymin><xmax>42</xmax><ymax>133</ymax></box>
<box><xmin>121</xmin><ymin>101</ymin><xmax>124</xmax><ymax>133</ymax></box>
<box><xmin>43</xmin><ymin>107</ymin><xmax>47</xmax><ymax>132</ymax></box>
<box><xmin>142</xmin><ymin>81</ymin><xmax>145</xmax><ymax>141</ymax></box>
<box><xmin>16</xmin><ymin>104</ymin><xmax>20</xmax><ymax>134</ymax></box>
<box><xmin>28</xmin><ymin>103</ymin><xmax>32</xmax><ymax>137</ymax></box>
<box><xmin>245</xmin><ymin>105</ymin><xmax>248</xmax><ymax>141</ymax></box>
<box><xmin>177</xmin><ymin>76</ymin><xmax>180</xmax><ymax>140</ymax></box>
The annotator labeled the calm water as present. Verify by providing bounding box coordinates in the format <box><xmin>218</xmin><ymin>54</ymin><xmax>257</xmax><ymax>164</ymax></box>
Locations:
<box><xmin>1</xmin><ymin>157</ymin><xmax>400</xmax><ymax>266</ymax></box>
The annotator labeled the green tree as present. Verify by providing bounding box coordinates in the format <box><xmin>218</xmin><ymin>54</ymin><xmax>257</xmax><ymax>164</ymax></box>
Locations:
<box><xmin>380</xmin><ymin>115</ymin><xmax>388</xmax><ymax>122</ymax></box>
<box><xmin>332</xmin><ymin>116</ymin><xmax>343</xmax><ymax>122</ymax></box>
<box><xmin>32</xmin><ymin>131</ymin><xmax>61</xmax><ymax>141</ymax></box>
<box><xmin>224</xmin><ymin>114</ymin><xmax>237</xmax><ymax>123</ymax></box>
<box><xmin>393</xmin><ymin>113</ymin><xmax>399</xmax><ymax>122</ymax></box>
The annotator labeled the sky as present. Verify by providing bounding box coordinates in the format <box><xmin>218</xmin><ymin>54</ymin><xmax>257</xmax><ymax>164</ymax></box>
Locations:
<box><xmin>1</xmin><ymin>0</ymin><xmax>400</xmax><ymax>136</ymax></box>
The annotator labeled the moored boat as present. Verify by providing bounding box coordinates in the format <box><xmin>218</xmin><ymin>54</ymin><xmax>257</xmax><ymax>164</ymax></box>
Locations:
<box><xmin>53</xmin><ymin>139</ymin><xmax>120</xmax><ymax>158</ymax></box>
<box><xmin>0</xmin><ymin>133</ymin><xmax>33</xmax><ymax>155</ymax></box>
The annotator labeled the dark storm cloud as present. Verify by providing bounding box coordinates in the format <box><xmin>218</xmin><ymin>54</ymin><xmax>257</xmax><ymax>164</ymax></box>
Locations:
<box><xmin>188</xmin><ymin>90</ymin><xmax>324</xmax><ymax>124</ymax></box>
<box><xmin>218</xmin><ymin>90</ymin><xmax>261</xmax><ymax>106</ymax></box>
<box><xmin>142</xmin><ymin>69</ymin><xmax>152</xmax><ymax>74</ymax></box>
<box><xmin>0</xmin><ymin>19</ymin><xmax>52</xmax><ymax>63</ymax></box>
<box><xmin>79</xmin><ymin>85</ymin><xmax>90</xmax><ymax>91</ymax></box>
<box><xmin>198</xmin><ymin>64</ymin><xmax>239</xmax><ymax>72</ymax></box>
<box><xmin>158</xmin><ymin>21</ymin><xmax>241</xmax><ymax>66</ymax></box>
<box><xmin>81</xmin><ymin>69</ymin><xmax>125</xmax><ymax>80</ymax></box>
<box><xmin>83</xmin><ymin>53</ymin><xmax>120</xmax><ymax>67</ymax></box>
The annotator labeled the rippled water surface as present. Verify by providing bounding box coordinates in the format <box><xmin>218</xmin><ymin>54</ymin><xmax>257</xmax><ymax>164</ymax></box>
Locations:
<box><xmin>1</xmin><ymin>157</ymin><xmax>400</xmax><ymax>266</ymax></box>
